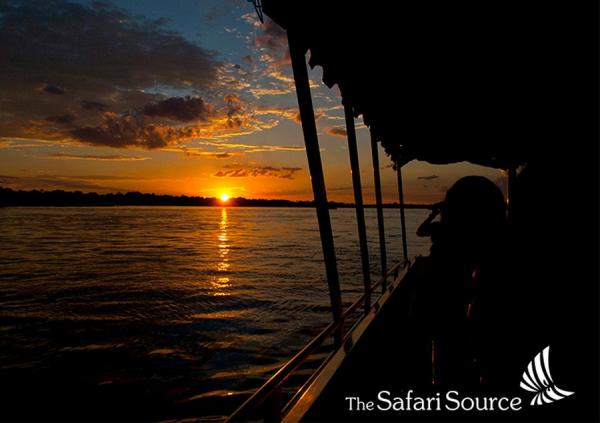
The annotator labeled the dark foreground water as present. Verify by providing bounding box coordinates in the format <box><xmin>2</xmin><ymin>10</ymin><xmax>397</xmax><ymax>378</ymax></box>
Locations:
<box><xmin>0</xmin><ymin>207</ymin><xmax>430</xmax><ymax>420</ymax></box>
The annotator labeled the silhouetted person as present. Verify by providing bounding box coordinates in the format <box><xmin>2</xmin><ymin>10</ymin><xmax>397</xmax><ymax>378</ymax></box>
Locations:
<box><xmin>412</xmin><ymin>176</ymin><xmax>507</xmax><ymax>389</ymax></box>
<box><xmin>416</xmin><ymin>202</ymin><xmax>444</xmax><ymax>256</ymax></box>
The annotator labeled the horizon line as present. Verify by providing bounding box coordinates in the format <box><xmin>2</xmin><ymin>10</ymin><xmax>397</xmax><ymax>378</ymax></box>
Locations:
<box><xmin>0</xmin><ymin>186</ymin><xmax>434</xmax><ymax>208</ymax></box>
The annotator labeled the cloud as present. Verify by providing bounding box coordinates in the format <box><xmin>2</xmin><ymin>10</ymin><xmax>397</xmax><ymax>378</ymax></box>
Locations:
<box><xmin>81</xmin><ymin>101</ymin><xmax>107</xmax><ymax>111</ymax></box>
<box><xmin>199</xmin><ymin>140</ymin><xmax>304</xmax><ymax>153</ymax></box>
<box><xmin>417</xmin><ymin>175</ymin><xmax>440</xmax><ymax>181</ymax></box>
<box><xmin>38</xmin><ymin>83</ymin><xmax>66</xmax><ymax>95</ymax></box>
<box><xmin>0</xmin><ymin>2</ymin><xmax>307</xmax><ymax>152</ymax></box>
<box><xmin>7</xmin><ymin>89</ymin><xmax>302</xmax><ymax>150</ymax></box>
<box><xmin>253</xmin><ymin>106</ymin><xmax>323</xmax><ymax>124</ymax></box>
<box><xmin>249</xmin><ymin>87</ymin><xmax>293</xmax><ymax>98</ymax></box>
<box><xmin>195</xmin><ymin>152</ymin><xmax>234</xmax><ymax>159</ymax></box>
<box><xmin>143</xmin><ymin>96</ymin><xmax>211</xmax><ymax>122</ymax></box>
<box><xmin>181</xmin><ymin>148</ymin><xmax>241</xmax><ymax>159</ymax></box>
<box><xmin>1</xmin><ymin>0</ymin><xmax>218</xmax><ymax>91</ymax></box>
<box><xmin>0</xmin><ymin>174</ymin><xmax>122</xmax><ymax>192</ymax></box>
<box><xmin>241</xmin><ymin>12</ymin><xmax>262</xmax><ymax>28</ymax></box>
<box><xmin>242</xmin><ymin>13</ymin><xmax>290</xmax><ymax>71</ymax></box>
<box><xmin>67</xmin><ymin>93</ymin><xmax>280</xmax><ymax>149</ymax></box>
<box><xmin>214</xmin><ymin>164</ymin><xmax>302</xmax><ymax>179</ymax></box>
<box><xmin>254</xmin><ymin>106</ymin><xmax>297</xmax><ymax>122</ymax></box>
<box><xmin>268</xmin><ymin>70</ymin><xmax>294</xmax><ymax>83</ymax></box>
<box><xmin>215</xmin><ymin>61</ymin><xmax>252</xmax><ymax>92</ymax></box>
<box><xmin>0</xmin><ymin>137</ymin><xmax>68</xmax><ymax>149</ymax></box>
<box><xmin>45</xmin><ymin>114</ymin><xmax>76</xmax><ymax>124</ymax></box>
<box><xmin>47</xmin><ymin>153</ymin><xmax>151</xmax><ymax>161</ymax></box>
<box><xmin>254</xmin><ymin>18</ymin><xmax>287</xmax><ymax>50</ymax></box>
<box><xmin>223</xmin><ymin>93</ymin><xmax>243</xmax><ymax>127</ymax></box>
<box><xmin>238</xmin><ymin>69</ymin><xmax>296</xmax><ymax>99</ymax></box>
<box><xmin>70</xmin><ymin>112</ymin><xmax>177</xmax><ymax>149</ymax></box>
<box><xmin>325</xmin><ymin>126</ymin><xmax>347</xmax><ymax>138</ymax></box>
<box><xmin>0</xmin><ymin>0</ymin><xmax>219</xmax><ymax>140</ymax></box>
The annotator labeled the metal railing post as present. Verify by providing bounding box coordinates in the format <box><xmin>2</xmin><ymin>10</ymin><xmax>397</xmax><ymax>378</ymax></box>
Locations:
<box><xmin>288</xmin><ymin>30</ymin><xmax>343</xmax><ymax>346</ymax></box>
<box><xmin>344</xmin><ymin>102</ymin><xmax>371</xmax><ymax>313</ymax></box>
<box><xmin>370</xmin><ymin>130</ymin><xmax>387</xmax><ymax>292</ymax></box>
<box><xmin>396</xmin><ymin>165</ymin><xmax>409</xmax><ymax>263</ymax></box>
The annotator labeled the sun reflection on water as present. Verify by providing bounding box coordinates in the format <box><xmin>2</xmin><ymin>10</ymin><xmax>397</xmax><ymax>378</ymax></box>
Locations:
<box><xmin>211</xmin><ymin>207</ymin><xmax>231</xmax><ymax>296</ymax></box>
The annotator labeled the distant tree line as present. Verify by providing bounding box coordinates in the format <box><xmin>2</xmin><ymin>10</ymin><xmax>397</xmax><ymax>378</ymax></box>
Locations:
<box><xmin>0</xmin><ymin>187</ymin><xmax>432</xmax><ymax>208</ymax></box>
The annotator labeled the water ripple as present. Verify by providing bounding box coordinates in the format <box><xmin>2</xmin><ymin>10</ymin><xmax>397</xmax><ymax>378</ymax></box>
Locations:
<box><xmin>0</xmin><ymin>206</ymin><xmax>431</xmax><ymax>419</ymax></box>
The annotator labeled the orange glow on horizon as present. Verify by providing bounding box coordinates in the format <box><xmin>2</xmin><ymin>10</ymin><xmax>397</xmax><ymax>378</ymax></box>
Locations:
<box><xmin>220</xmin><ymin>193</ymin><xmax>230</xmax><ymax>203</ymax></box>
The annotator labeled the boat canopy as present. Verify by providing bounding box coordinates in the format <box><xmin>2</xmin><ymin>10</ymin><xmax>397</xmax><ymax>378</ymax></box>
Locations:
<box><xmin>262</xmin><ymin>0</ymin><xmax>565</xmax><ymax>169</ymax></box>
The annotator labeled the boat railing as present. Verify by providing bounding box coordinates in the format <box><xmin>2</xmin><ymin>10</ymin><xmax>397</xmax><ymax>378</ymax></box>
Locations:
<box><xmin>227</xmin><ymin>260</ymin><xmax>409</xmax><ymax>422</ymax></box>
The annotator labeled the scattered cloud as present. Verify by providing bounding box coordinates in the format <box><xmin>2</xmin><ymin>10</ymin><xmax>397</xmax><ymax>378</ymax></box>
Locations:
<box><xmin>0</xmin><ymin>1</ymin><xmax>329</xmax><ymax>198</ymax></box>
<box><xmin>325</xmin><ymin>126</ymin><xmax>347</xmax><ymax>138</ymax></box>
<box><xmin>241</xmin><ymin>12</ymin><xmax>262</xmax><ymax>28</ymax></box>
<box><xmin>47</xmin><ymin>153</ymin><xmax>151</xmax><ymax>161</ymax></box>
<box><xmin>45</xmin><ymin>114</ymin><xmax>77</xmax><ymax>125</ymax></box>
<box><xmin>214</xmin><ymin>164</ymin><xmax>302</xmax><ymax>179</ymax></box>
<box><xmin>254</xmin><ymin>18</ymin><xmax>287</xmax><ymax>50</ymax></box>
<box><xmin>0</xmin><ymin>174</ymin><xmax>122</xmax><ymax>192</ymax></box>
<box><xmin>268</xmin><ymin>70</ymin><xmax>294</xmax><ymax>83</ymax></box>
<box><xmin>0</xmin><ymin>0</ymin><xmax>219</xmax><ymax>141</ymax></box>
<box><xmin>255</xmin><ymin>21</ymin><xmax>290</xmax><ymax>69</ymax></box>
<box><xmin>70</xmin><ymin>113</ymin><xmax>176</xmax><ymax>149</ymax></box>
<box><xmin>181</xmin><ymin>148</ymin><xmax>242</xmax><ymax>159</ymax></box>
<box><xmin>2</xmin><ymin>1</ymin><xmax>218</xmax><ymax>90</ymax></box>
<box><xmin>2</xmin><ymin>84</ymin><xmax>305</xmax><ymax>150</ymax></box>
<box><xmin>249</xmin><ymin>87</ymin><xmax>293</xmax><ymax>98</ymax></box>
<box><xmin>143</xmin><ymin>96</ymin><xmax>211</xmax><ymax>122</ymax></box>
<box><xmin>0</xmin><ymin>2</ymin><xmax>310</xmax><ymax>153</ymax></box>
<box><xmin>199</xmin><ymin>140</ymin><xmax>304</xmax><ymax>153</ymax></box>
<box><xmin>0</xmin><ymin>141</ymin><xmax>42</xmax><ymax>150</ymax></box>
<box><xmin>81</xmin><ymin>101</ymin><xmax>107</xmax><ymax>111</ymax></box>
<box><xmin>58</xmin><ymin>92</ymin><xmax>295</xmax><ymax>149</ymax></box>
<box><xmin>0</xmin><ymin>137</ymin><xmax>70</xmax><ymax>149</ymax></box>
<box><xmin>38</xmin><ymin>83</ymin><xmax>66</xmax><ymax>95</ymax></box>
<box><xmin>254</xmin><ymin>106</ymin><xmax>297</xmax><ymax>121</ymax></box>
<box><xmin>254</xmin><ymin>106</ymin><xmax>323</xmax><ymax>124</ymax></box>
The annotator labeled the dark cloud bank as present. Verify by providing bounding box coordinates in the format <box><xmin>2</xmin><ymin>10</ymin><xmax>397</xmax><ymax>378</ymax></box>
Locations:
<box><xmin>0</xmin><ymin>0</ymin><xmax>221</xmax><ymax>147</ymax></box>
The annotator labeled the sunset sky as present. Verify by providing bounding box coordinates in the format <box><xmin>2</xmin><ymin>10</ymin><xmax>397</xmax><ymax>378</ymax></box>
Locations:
<box><xmin>0</xmin><ymin>0</ymin><xmax>503</xmax><ymax>203</ymax></box>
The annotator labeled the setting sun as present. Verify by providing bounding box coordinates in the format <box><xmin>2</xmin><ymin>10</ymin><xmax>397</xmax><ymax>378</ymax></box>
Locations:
<box><xmin>220</xmin><ymin>193</ymin><xmax>230</xmax><ymax>203</ymax></box>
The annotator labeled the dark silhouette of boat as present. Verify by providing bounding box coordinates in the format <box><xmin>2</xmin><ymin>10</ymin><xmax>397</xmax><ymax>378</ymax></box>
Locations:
<box><xmin>227</xmin><ymin>1</ymin><xmax>598</xmax><ymax>422</ymax></box>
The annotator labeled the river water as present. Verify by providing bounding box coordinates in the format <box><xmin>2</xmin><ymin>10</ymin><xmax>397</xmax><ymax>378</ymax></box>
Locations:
<box><xmin>0</xmin><ymin>206</ymin><xmax>431</xmax><ymax>420</ymax></box>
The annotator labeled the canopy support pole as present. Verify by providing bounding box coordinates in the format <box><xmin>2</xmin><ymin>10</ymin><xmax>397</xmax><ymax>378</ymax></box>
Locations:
<box><xmin>507</xmin><ymin>166</ymin><xmax>517</xmax><ymax>222</ymax></box>
<box><xmin>344</xmin><ymin>103</ymin><xmax>371</xmax><ymax>313</ymax></box>
<box><xmin>370</xmin><ymin>130</ymin><xmax>387</xmax><ymax>292</ymax></box>
<box><xmin>396</xmin><ymin>165</ymin><xmax>409</xmax><ymax>263</ymax></box>
<box><xmin>289</xmin><ymin>30</ymin><xmax>343</xmax><ymax>347</ymax></box>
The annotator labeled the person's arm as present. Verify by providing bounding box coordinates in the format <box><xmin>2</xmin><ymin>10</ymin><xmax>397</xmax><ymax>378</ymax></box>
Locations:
<box><xmin>416</xmin><ymin>205</ymin><xmax>442</xmax><ymax>237</ymax></box>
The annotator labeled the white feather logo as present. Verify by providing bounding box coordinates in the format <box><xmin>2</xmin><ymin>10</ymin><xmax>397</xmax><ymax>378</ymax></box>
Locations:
<box><xmin>520</xmin><ymin>346</ymin><xmax>574</xmax><ymax>406</ymax></box>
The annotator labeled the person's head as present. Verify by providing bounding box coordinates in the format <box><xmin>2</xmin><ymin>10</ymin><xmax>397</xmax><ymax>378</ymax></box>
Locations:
<box><xmin>441</xmin><ymin>176</ymin><xmax>507</xmax><ymax>255</ymax></box>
